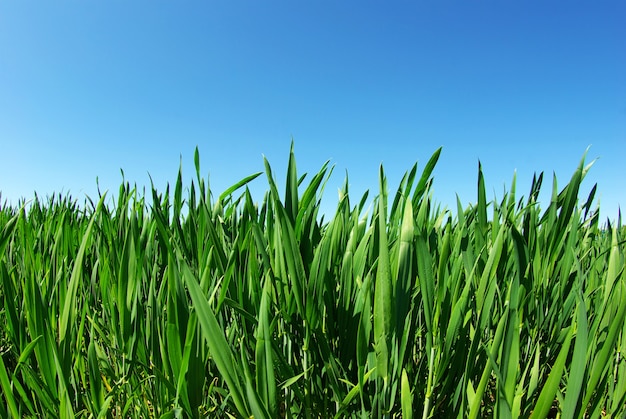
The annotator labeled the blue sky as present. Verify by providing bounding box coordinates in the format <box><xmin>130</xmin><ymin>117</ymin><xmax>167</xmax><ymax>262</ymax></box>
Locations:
<box><xmin>1</xmin><ymin>1</ymin><xmax>624</xmax><ymax>221</ymax></box>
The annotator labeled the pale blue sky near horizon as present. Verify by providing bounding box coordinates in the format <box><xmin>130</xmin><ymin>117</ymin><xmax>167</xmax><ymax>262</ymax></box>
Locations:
<box><xmin>1</xmin><ymin>1</ymin><xmax>624</xmax><ymax>221</ymax></box>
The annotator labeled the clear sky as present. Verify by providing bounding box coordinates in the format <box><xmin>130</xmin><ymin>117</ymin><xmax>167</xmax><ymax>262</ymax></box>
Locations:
<box><xmin>1</xmin><ymin>1</ymin><xmax>624</xmax><ymax>222</ymax></box>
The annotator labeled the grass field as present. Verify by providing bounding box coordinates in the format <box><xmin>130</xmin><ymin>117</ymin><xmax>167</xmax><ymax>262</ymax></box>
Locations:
<box><xmin>1</xmin><ymin>145</ymin><xmax>624</xmax><ymax>418</ymax></box>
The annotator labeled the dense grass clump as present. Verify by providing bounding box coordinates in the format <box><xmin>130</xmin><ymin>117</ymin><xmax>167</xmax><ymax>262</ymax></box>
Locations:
<box><xmin>0</xmin><ymin>145</ymin><xmax>625</xmax><ymax>418</ymax></box>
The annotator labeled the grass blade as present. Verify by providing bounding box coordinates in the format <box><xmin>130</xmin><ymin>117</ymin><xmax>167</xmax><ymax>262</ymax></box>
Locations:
<box><xmin>181</xmin><ymin>261</ymin><xmax>249</xmax><ymax>418</ymax></box>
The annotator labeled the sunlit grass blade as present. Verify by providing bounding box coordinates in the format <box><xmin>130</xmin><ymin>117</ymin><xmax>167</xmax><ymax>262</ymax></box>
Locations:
<box><xmin>0</xmin><ymin>211</ymin><xmax>18</xmax><ymax>255</ymax></box>
<box><xmin>255</xmin><ymin>273</ymin><xmax>277</xmax><ymax>416</ymax></box>
<box><xmin>59</xmin><ymin>194</ymin><xmax>103</xmax><ymax>343</ymax></box>
<box><xmin>395</xmin><ymin>199</ymin><xmax>414</xmax><ymax>367</ymax></box>
<box><xmin>412</xmin><ymin>147</ymin><xmax>441</xmax><ymax>207</ymax></box>
<box><xmin>530</xmin><ymin>327</ymin><xmax>573</xmax><ymax>419</ymax></box>
<box><xmin>401</xmin><ymin>368</ymin><xmax>413</xmax><ymax>419</ymax></box>
<box><xmin>86</xmin><ymin>329</ymin><xmax>104</xmax><ymax>415</ymax></box>
<box><xmin>181</xmin><ymin>261</ymin><xmax>249</xmax><ymax>418</ymax></box>
<box><xmin>373</xmin><ymin>166</ymin><xmax>392</xmax><ymax>389</ymax></box>
<box><xmin>562</xmin><ymin>295</ymin><xmax>588</xmax><ymax>419</ymax></box>
<box><xmin>0</xmin><ymin>350</ymin><xmax>19</xmax><ymax>418</ymax></box>
<box><xmin>468</xmin><ymin>311</ymin><xmax>507</xmax><ymax>419</ymax></box>
<box><xmin>217</xmin><ymin>172</ymin><xmax>262</xmax><ymax>205</ymax></box>
<box><xmin>580</xmin><ymin>281</ymin><xmax>626</xmax><ymax>417</ymax></box>
<box><xmin>285</xmin><ymin>140</ymin><xmax>299</xmax><ymax>225</ymax></box>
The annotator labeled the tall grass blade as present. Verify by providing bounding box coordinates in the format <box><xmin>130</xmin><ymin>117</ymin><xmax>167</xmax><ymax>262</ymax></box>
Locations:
<box><xmin>530</xmin><ymin>327</ymin><xmax>573</xmax><ymax>419</ymax></box>
<box><xmin>374</xmin><ymin>166</ymin><xmax>392</xmax><ymax>389</ymax></box>
<box><xmin>181</xmin><ymin>261</ymin><xmax>249</xmax><ymax>418</ymax></box>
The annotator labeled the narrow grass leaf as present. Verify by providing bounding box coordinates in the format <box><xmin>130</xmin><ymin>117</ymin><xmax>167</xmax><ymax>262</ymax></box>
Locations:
<box><xmin>0</xmin><ymin>351</ymin><xmax>19</xmax><ymax>419</ymax></box>
<box><xmin>562</xmin><ymin>295</ymin><xmax>588</xmax><ymax>419</ymax></box>
<box><xmin>530</xmin><ymin>327</ymin><xmax>573</xmax><ymax>419</ymax></box>
<box><xmin>374</xmin><ymin>166</ymin><xmax>392</xmax><ymax>385</ymax></box>
<box><xmin>181</xmin><ymin>262</ymin><xmax>249</xmax><ymax>418</ymax></box>
<box><xmin>59</xmin><ymin>196</ymin><xmax>102</xmax><ymax>343</ymax></box>
<box><xmin>401</xmin><ymin>368</ymin><xmax>413</xmax><ymax>419</ymax></box>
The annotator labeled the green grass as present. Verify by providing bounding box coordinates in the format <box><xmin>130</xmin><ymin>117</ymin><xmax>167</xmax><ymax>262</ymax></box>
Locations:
<box><xmin>0</xmin><ymin>144</ymin><xmax>624</xmax><ymax>418</ymax></box>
